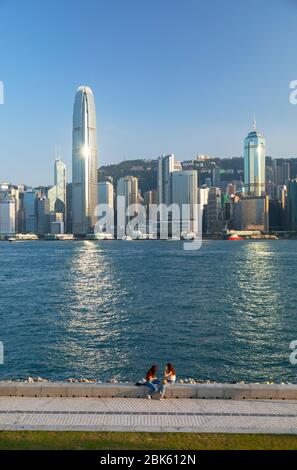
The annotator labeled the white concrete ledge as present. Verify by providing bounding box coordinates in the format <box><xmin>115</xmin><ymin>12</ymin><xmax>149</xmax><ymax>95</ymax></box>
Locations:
<box><xmin>0</xmin><ymin>382</ymin><xmax>297</xmax><ymax>400</ymax></box>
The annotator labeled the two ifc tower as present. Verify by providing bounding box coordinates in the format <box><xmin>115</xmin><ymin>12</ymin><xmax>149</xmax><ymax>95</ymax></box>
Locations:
<box><xmin>71</xmin><ymin>85</ymin><xmax>266</xmax><ymax>235</ymax></box>
<box><xmin>72</xmin><ymin>86</ymin><xmax>98</xmax><ymax>236</ymax></box>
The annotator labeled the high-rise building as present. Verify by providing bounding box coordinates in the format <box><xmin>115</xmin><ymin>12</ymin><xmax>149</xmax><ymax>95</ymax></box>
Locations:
<box><xmin>157</xmin><ymin>154</ymin><xmax>175</xmax><ymax>205</ymax></box>
<box><xmin>50</xmin><ymin>212</ymin><xmax>64</xmax><ymax>234</ymax></box>
<box><xmin>144</xmin><ymin>190</ymin><xmax>157</xmax><ymax>206</ymax></box>
<box><xmin>244</xmin><ymin>121</ymin><xmax>266</xmax><ymax>197</ymax></box>
<box><xmin>48</xmin><ymin>159</ymin><xmax>66</xmax><ymax>213</ymax></box>
<box><xmin>198</xmin><ymin>187</ymin><xmax>209</xmax><ymax>207</ymax></box>
<box><xmin>23</xmin><ymin>191</ymin><xmax>37</xmax><ymax>233</ymax></box>
<box><xmin>212</xmin><ymin>168</ymin><xmax>221</xmax><ymax>188</ymax></box>
<box><xmin>37</xmin><ymin>197</ymin><xmax>50</xmax><ymax>235</ymax></box>
<box><xmin>172</xmin><ymin>171</ymin><xmax>198</xmax><ymax>233</ymax></box>
<box><xmin>98</xmin><ymin>181</ymin><xmax>114</xmax><ymax>209</ymax></box>
<box><xmin>233</xmin><ymin>196</ymin><xmax>269</xmax><ymax>231</ymax></box>
<box><xmin>117</xmin><ymin>177</ymin><xmax>139</xmax><ymax>210</ymax></box>
<box><xmin>66</xmin><ymin>183</ymin><xmax>72</xmax><ymax>234</ymax></box>
<box><xmin>206</xmin><ymin>188</ymin><xmax>223</xmax><ymax>234</ymax></box>
<box><xmin>273</xmin><ymin>159</ymin><xmax>290</xmax><ymax>187</ymax></box>
<box><xmin>116</xmin><ymin>176</ymin><xmax>140</xmax><ymax>234</ymax></box>
<box><xmin>287</xmin><ymin>180</ymin><xmax>297</xmax><ymax>231</ymax></box>
<box><xmin>72</xmin><ymin>86</ymin><xmax>98</xmax><ymax>235</ymax></box>
<box><xmin>0</xmin><ymin>197</ymin><xmax>16</xmax><ymax>234</ymax></box>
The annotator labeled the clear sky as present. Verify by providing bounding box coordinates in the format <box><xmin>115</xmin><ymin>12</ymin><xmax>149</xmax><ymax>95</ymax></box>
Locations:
<box><xmin>1</xmin><ymin>0</ymin><xmax>297</xmax><ymax>186</ymax></box>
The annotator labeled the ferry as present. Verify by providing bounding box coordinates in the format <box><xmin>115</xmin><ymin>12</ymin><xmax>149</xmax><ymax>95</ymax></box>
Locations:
<box><xmin>181</xmin><ymin>231</ymin><xmax>196</xmax><ymax>241</ymax></box>
<box><xmin>121</xmin><ymin>235</ymin><xmax>133</xmax><ymax>241</ymax></box>
<box><xmin>228</xmin><ymin>233</ymin><xmax>244</xmax><ymax>241</ymax></box>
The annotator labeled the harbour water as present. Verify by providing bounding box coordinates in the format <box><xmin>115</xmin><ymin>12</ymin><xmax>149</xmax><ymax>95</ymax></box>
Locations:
<box><xmin>0</xmin><ymin>240</ymin><xmax>296</xmax><ymax>383</ymax></box>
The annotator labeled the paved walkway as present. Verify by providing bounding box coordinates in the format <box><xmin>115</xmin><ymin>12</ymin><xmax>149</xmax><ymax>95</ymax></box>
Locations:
<box><xmin>0</xmin><ymin>397</ymin><xmax>297</xmax><ymax>434</ymax></box>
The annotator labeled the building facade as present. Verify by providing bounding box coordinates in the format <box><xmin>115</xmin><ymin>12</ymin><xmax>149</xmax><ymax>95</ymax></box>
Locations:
<box><xmin>287</xmin><ymin>180</ymin><xmax>297</xmax><ymax>231</ymax></box>
<box><xmin>206</xmin><ymin>188</ymin><xmax>223</xmax><ymax>234</ymax></box>
<box><xmin>0</xmin><ymin>198</ymin><xmax>16</xmax><ymax>234</ymax></box>
<box><xmin>244</xmin><ymin>122</ymin><xmax>266</xmax><ymax>197</ymax></box>
<box><xmin>23</xmin><ymin>191</ymin><xmax>37</xmax><ymax>233</ymax></box>
<box><xmin>172</xmin><ymin>171</ymin><xmax>198</xmax><ymax>233</ymax></box>
<box><xmin>233</xmin><ymin>196</ymin><xmax>269</xmax><ymax>231</ymax></box>
<box><xmin>72</xmin><ymin>86</ymin><xmax>98</xmax><ymax>235</ymax></box>
<box><xmin>157</xmin><ymin>154</ymin><xmax>175</xmax><ymax>205</ymax></box>
<box><xmin>48</xmin><ymin>159</ymin><xmax>66</xmax><ymax>220</ymax></box>
<box><xmin>98</xmin><ymin>181</ymin><xmax>114</xmax><ymax>209</ymax></box>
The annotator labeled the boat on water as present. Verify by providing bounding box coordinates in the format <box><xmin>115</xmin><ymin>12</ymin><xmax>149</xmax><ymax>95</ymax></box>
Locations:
<box><xmin>228</xmin><ymin>233</ymin><xmax>244</xmax><ymax>241</ymax></box>
<box><xmin>121</xmin><ymin>235</ymin><xmax>133</xmax><ymax>241</ymax></box>
<box><xmin>181</xmin><ymin>231</ymin><xmax>196</xmax><ymax>241</ymax></box>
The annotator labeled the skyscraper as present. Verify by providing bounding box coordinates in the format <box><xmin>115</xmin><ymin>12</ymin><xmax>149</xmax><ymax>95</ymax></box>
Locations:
<box><xmin>206</xmin><ymin>187</ymin><xmax>223</xmax><ymax>234</ymax></box>
<box><xmin>72</xmin><ymin>86</ymin><xmax>98</xmax><ymax>235</ymax></box>
<box><xmin>117</xmin><ymin>176</ymin><xmax>140</xmax><ymax>233</ymax></box>
<box><xmin>287</xmin><ymin>180</ymin><xmax>297</xmax><ymax>231</ymax></box>
<box><xmin>48</xmin><ymin>159</ymin><xmax>66</xmax><ymax>221</ymax></box>
<box><xmin>244</xmin><ymin>121</ymin><xmax>266</xmax><ymax>197</ymax></box>
<box><xmin>157</xmin><ymin>154</ymin><xmax>175</xmax><ymax>205</ymax></box>
<box><xmin>172</xmin><ymin>170</ymin><xmax>198</xmax><ymax>233</ymax></box>
<box><xmin>98</xmin><ymin>181</ymin><xmax>114</xmax><ymax>209</ymax></box>
<box><xmin>23</xmin><ymin>191</ymin><xmax>37</xmax><ymax>233</ymax></box>
<box><xmin>117</xmin><ymin>177</ymin><xmax>139</xmax><ymax>212</ymax></box>
<box><xmin>37</xmin><ymin>196</ymin><xmax>50</xmax><ymax>235</ymax></box>
<box><xmin>0</xmin><ymin>197</ymin><xmax>16</xmax><ymax>235</ymax></box>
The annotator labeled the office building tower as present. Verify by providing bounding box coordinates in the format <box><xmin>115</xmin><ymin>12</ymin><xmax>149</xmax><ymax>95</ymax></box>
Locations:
<box><xmin>144</xmin><ymin>190</ymin><xmax>157</xmax><ymax>206</ymax></box>
<box><xmin>117</xmin><ymin>176</ymin><xmax>139</xmax><ymax>210</ymax></box>
<box><xmin>172</xmin><ymin>171</ymin><xmax>198</xmax><ymax>233</ymax></box>
<box><xmin>0</xmin><ymin>197</ymin><xmax>16</xmax><ymax>234</ymax></box>
<box><xmin>157</xmin><ymin>154</ymin><xmax>175</xmax><ymax>205</ymax></box>
<box><xmin>66</xmin><ymin>183</ymin><xmax>72</xmax><ymax>234</ymax></box>
<box><xmin>98</xmin><ymin>181</ymin><xmax>114</xmax><ymax>209</ymax></box>
<box><xmin>287</xmin><ymin>180</ymin><xmax>297</xmax><ymax>231</ymax></box>
<box><xmin>48</xmin><ymin>159</ymin><xmax>67</xmax><ymax>218</ymax></box>
<box><xmin>273</xmin><ymin>159</ymin><xmax>290</xmax><ymax>187</ymax></box>
<box><xmin>50</xmin><ymin>212</ymin><xmax>64</xmax><ymax>234</ymax></box>
<box><xmin>233</xmin><ymin>196</ymin><xmax>269</xmax><ymax>231</ymax></box>
<box><xmin>244</xmin><ymin>120</ymin><xmax>266</xmax><ymax>197</ymax></box>
<box><xmin>206</xmin><ymin>188</ymin><xmax>223</xmax><ymax>234</ymax></box>
<box><xmin>117</xmin><ymin>176</ymin><xmax>139</xmax><ymax>231</ymax></box>
<box><xmin>37</xmin><ymin>197</ymin><xmax>50</xmax><ymax>235</ymax></box>
<box><xmin>0</xmin><ymin>184</ymin><xmax>21</xmax><ymax>233</ymax></box>
<box><xmin>212</xmin><ymin>168</ymin><xmax>221</xmax><ymax>188</ymax></box>
<box><xmin>278</xmin><ymin>185</ymin><xmax>287</xmax><ymax>209</ymax></box>
<box><xmin>198</xmin><ymin>187</ymin><xmax>209</xmax><ymax>207</ymax></box>
<box><xmin>72</xmin><ymin>86</ymin><xmax>98</xmax><ymax>235</ymax></box>
<box><xmin>23</xmin><ymin>191</ymin><xmax>37</xmax><ymax>233</ymax></box>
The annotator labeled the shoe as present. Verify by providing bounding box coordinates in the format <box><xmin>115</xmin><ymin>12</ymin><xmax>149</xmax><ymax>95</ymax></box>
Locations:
<box><xmin>147</xmin><ymin>395</ymin><xmax>151</xmax><ymax>399</ymax></box>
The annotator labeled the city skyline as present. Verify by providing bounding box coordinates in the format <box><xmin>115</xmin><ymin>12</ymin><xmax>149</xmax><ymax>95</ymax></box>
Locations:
<box><xmin>1</xmin><ymin>0</ymin><xmax>297</xmax><ymax>186</ymax></box>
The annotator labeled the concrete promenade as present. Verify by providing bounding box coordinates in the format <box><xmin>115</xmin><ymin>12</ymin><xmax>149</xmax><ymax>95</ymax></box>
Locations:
<box><xmin>0</xmin><ymin>396</ymin><xmax>297</xmax><ymax>434</ymax></box>
<box><xmin>1</xmin><ymin>383</ymin><xmax>297</xmax><ymax>434</ymax></box>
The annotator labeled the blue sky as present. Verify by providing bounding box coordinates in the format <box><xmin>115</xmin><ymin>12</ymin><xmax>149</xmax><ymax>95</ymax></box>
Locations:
<box><xmin>0</xmin><ymin>0</ymin><xmax>297</xmax><ymax>185</ymax></box>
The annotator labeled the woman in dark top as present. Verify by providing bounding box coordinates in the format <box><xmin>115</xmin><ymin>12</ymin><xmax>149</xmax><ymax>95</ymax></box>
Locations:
<box><xmin>145</xmin><ymin>364</ymin><xmax>164</xmax><ymax>399</ymax></box>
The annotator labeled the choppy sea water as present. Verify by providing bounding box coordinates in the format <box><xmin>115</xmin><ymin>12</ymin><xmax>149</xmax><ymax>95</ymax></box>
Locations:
<box><xmin>0</xmin><ymin>240</ymin><xmax>297</xmax><ymax>383</ymax></box>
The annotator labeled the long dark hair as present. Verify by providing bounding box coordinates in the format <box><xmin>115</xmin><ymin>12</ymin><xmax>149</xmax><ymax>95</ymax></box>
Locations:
<box><xmin>166</xmin><ymin>363</ymin><xmax>176</xmax><ymax>375</ymax></box>
<box><xmin>146</xmin><ymin>364</ymin><xmax>157</xmax><ymax>381</ymax></box>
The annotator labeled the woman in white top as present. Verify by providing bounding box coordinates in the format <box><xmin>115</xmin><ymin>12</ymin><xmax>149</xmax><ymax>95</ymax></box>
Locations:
<box><xmin>164</xmin><ymin>363</ymin><xmax>176</xmax><ymax>384</ymax></box>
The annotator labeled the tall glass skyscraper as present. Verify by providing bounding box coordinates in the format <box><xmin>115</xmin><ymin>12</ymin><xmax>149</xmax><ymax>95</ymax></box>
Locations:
<box><xmin>48</xmin><ymin>159</ymin><xmax>66</xmax><ymax>219</ymax></box>
<box><xmin>157</xmin><ymin>154</ymin><xmax>175</xmax><ymax>205</ymax></box>
<box><xmin>244</xmin><ymin>121</ymin><xmax>266</xmax><ymax>197</ymax></box>
<box><xmin>72</xmin><ymin>86</ymin><xmax>98</xmax><ymax>235</ymax></box>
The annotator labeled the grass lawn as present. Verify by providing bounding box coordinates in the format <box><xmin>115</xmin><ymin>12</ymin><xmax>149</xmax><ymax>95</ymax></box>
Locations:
<box><xmin>0</xmin><ymin>432</ymin><xmax>297</xmax><ymax>450</ymax></box>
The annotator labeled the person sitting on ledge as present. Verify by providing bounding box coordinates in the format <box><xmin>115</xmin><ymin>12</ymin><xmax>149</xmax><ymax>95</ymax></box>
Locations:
<box><xmin>145</xmin><ymin>364</ymin><xmax>164</xmax><ymax>400</ymax></box>
<box><xmin>164</xmin><ymin>363</ymin><xmax>176</xmax><ymax>385</ymax></box>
